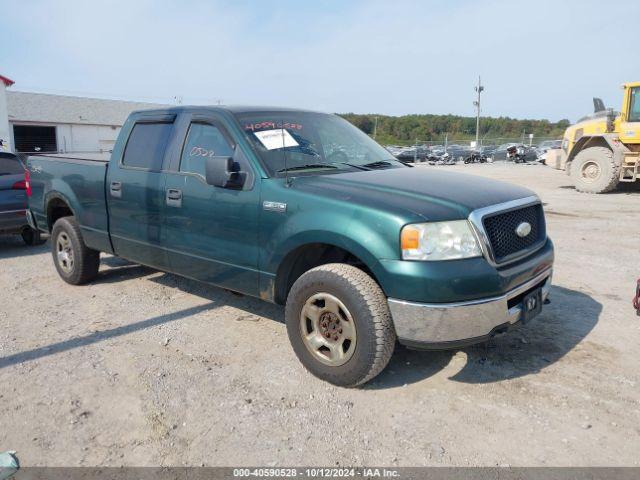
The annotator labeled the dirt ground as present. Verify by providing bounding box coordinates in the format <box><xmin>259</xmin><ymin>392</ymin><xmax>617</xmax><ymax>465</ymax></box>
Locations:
<box><xmin>1</xmin><ymin>163</ymin><xmax>639</xmax><ymax>467</ymax></box>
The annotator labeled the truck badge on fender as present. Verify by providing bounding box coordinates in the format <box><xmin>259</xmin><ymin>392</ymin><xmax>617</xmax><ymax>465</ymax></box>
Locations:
<box><xmin>263</xmin><ymin>201</ymin><xmax>287</xmax><ymax>213</ymax></box>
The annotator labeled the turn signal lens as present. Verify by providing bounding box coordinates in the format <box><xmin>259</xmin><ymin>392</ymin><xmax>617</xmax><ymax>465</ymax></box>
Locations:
<box><xmin>401</xmin><ymin>226</ymin><xmax>420</xmax><ymax>250</ymax></box>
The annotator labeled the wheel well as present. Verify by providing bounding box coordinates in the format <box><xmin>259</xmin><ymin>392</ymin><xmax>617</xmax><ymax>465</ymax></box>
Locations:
<box><xmin>274</xmin><ymin>243</ymin><xmax>379</xmax><ymax>305</ymax></box>
<box><xmin>46</xmin><ymin>197</ymin><xmax>73</xmax><ymax>232</ymax></box>
<box><xmin>567</xmin><ymin>136</ymin><xmax>612</xmax><ymax>165</ymax></box>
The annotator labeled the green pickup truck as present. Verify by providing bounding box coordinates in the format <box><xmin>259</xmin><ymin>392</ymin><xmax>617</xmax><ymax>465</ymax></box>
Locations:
<box><xmin>26</xmin><ymin>106</ymin><xmax>553</xmax><ymax>386</ymax></box>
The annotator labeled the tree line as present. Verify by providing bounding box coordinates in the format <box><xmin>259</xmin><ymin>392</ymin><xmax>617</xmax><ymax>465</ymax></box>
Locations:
<box><xmin>339</xmin><ymin>113</ymin><xmax>570</xmax><ymax>145</ymax></box>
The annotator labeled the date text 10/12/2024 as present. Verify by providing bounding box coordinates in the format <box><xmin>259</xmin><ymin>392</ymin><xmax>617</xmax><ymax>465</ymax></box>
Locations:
<box><xmin>233</xmin><ymin>468</ymin><xmax>400</xmax><ymax>478</ymax></box>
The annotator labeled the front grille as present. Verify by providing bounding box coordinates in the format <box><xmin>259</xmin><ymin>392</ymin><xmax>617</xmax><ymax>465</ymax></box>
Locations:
<box><xmin>482</xmin><ymin>204</ymin><xmax>545</xmax><ymax>263</ymax></box>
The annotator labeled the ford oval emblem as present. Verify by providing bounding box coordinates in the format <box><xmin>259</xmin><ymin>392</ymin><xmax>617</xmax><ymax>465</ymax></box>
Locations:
<box><xmin>516</xmin><ymin>222</ymin><xmax>532</xmax><ymax>238</ymax></box>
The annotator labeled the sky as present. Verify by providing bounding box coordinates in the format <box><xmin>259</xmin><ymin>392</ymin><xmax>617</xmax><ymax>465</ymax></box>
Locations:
<box><xmin>1</xmin><ymin>0</ymin><xmax>638</xmax><ymax>122</ymax></box>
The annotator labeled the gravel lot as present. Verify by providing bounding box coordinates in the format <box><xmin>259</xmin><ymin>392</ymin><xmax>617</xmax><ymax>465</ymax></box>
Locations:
<box><xmin>1</xmin><ymin>163</ymin><xmax>639</xmax><ymax>467</ymax></box>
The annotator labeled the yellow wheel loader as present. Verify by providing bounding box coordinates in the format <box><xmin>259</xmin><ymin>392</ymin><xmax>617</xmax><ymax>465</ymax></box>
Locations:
<box><xmin>560</xmin><ymin>82</ymin><xmax>640</xmax><ymax>193</ymax></box>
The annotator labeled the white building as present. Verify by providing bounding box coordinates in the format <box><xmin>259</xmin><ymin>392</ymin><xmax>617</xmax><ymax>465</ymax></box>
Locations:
<box><xmin>0</xmin><ymin>73</ymin><xmax>166</xmax><ymax>155</ymax></box>
<box><xmin>0</xmin><ymin>75</ymin><xmax>13</xmax><ymax>151</ymax></box>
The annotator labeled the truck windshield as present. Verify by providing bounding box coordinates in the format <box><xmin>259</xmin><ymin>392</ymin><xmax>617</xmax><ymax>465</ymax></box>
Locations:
<box><xmin>235</xmin><ymin>111</ymin><xmax>404</xmax><ymax>176</ymax></box>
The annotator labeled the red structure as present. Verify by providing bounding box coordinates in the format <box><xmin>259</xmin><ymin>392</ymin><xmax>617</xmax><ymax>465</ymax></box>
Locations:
<box><xmin>0</xmin><ymin>75</ymin><xmax>15</xmax><ymax>87</ymax></box>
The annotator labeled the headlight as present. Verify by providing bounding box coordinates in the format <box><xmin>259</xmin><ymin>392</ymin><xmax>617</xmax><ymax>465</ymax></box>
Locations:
<box><xmin>400</xmin><ymin>220</ymin><xmax>482</xmax><ymax>261</ymax></box>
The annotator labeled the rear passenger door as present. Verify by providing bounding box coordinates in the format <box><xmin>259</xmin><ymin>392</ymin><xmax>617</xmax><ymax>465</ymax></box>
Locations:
<box><xmin>162</xmin><ymin>112</ymin><xmax>261</xmax><ymax>296</ymax></box>
<box><xmin>107</xmin><ymin>115</ymin><xmax>175</xmax><ymax>269</ymax></box>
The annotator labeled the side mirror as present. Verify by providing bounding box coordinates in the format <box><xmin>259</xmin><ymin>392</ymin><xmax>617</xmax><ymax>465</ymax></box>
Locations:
<box><xmin>205</xmin><ymin>156</ymin><xmax>244</xmax><ymax>189</ymax></box>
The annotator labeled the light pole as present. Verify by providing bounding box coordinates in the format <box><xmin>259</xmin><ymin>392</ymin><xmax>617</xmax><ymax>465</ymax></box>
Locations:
<box><xmin>474</xmin><ymin>76</ymin><xmax>484</xmax><ymax>148</ymax></box>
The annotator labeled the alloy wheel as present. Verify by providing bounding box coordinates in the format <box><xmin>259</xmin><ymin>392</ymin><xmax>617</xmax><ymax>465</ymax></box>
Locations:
<box><xmin>299</xmin><ymin>292</ymin><xmax>357</xmax><ymax>367</ymax></box>
<box><xmin>56</xmin><ymin>232</ymin><xmax>74</xmax><ymax>273</ymax></box>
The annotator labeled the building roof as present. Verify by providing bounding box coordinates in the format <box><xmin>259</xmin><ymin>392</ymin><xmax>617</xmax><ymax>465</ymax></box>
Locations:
<box><xmin>6</xmin><ymin>91</ymin><xmax>168</xmax><ymax>126</ymax></box>
<box><xmin>0</xmin><ymin>75</ymin><xmax>14</xmax><ymax>87</ymax></box>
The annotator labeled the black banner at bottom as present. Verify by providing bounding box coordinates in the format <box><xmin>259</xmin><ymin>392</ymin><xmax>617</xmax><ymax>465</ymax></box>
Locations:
<box><xmin>4</xmin><ymin>468</ymin><xmax>640</xmax><ymax>480</ymax></box>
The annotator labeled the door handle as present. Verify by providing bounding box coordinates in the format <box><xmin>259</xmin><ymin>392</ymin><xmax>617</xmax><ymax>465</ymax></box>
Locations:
<box><xmin>167</xmin><ymin>189</ymin><xmax>182</xmax><ymax>200</ymax></box>
<box><xmin>110</xmin><ymin>181</ymin><xmax>122</xmax><ymax>198</ymax></box>
<box><xmin>166</xmin><ymin>188</ymin><xmax>182</xmax><ymax>207</ymax></box>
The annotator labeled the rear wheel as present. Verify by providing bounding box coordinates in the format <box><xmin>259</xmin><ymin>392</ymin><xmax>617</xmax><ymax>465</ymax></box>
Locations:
<box><xmin>285</xmin><ymin>263</ymin><xmax>396</xmax><ymax>387</ymax></box>
<box><xmin>570</xmin><ymin>146</ymin><xmax>620</xmax><ymax>193</ymax></box>
<box><xmin>51</xmin><ymin>216</ymin><xmax>100</xmax><ymax>285</ymax></box>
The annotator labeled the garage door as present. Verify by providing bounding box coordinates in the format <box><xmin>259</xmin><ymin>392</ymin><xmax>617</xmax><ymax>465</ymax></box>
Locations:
<box><xmin>13</xmin><ymin>125</ymin><xmax>58</xmax><ymax>153</ymax></box>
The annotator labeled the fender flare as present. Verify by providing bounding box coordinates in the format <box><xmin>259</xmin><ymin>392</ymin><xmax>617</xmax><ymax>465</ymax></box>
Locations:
<box><xmin>567</xmin><ymin>134</ymin><xmax>628</xmax><ymax>168</ymax></box>
<box><xmin>268</xmin><ymin>231</ymin><xmax>391</xmax><ymax>304</ymax></box>
<box><xmin>43</xmin><ymin>191</ymin><xmax>77</xmax><ymax>231</ymax></box>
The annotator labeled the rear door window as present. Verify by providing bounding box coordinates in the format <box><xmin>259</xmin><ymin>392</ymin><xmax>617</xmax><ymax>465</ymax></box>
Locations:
<box><xmin>122</xmin><ymin>122</ymin><xmax>174</xmax><ymax>170</ymax></box>
<box><xmin>180</xmin><ymin>123</ymin><xmax>234</xmax><ymax>178</ymax></box>
<box><xmin>0</xmin><ymin>154</ymin><xmax>24</xmax><ymax>176</ymax></box>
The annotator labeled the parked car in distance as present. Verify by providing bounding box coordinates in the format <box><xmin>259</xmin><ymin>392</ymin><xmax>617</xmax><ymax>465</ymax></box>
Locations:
<box><xmin>536</xmin><ymin>139</ymin><xmax>562</xmax><ymax>154</ymax></box>
<box><xmin>0</xmin><ymin>152</ymin><xmax>45</xmax><ymax>245</ymax></box>
<box><xmin>491</xmin><ymin>143</ymin><xmax>538</xmax><ymax>162</ymax></box>
<box><xmin>479</xmin><ymin>145</ymin><xmax>497</xmax><ymax>156</ymax></box>
<box><xmin>535</xmin><ymin>140</ymin><xmax>563</xmax><ymax>163</ymax></box>
<box><xmin>393</xmin><ymin>145</ymin><xmax>430</xmax><ymax>163</ymax></box>
<box><xmin>394</xmin><ymin>147</ymin><xmax>418</xmax><ymax>163</ymax></box>
<box><xmin>464</xmin><ymin>151</ymin><xmax>489</xmax><ymax>164</ymax></box>
<box><xmin>27</xmin><ymin>106</ymin><xmax>554</xmax><ymax>387</ymax></box>
<box><xmin>444</xmin><ymin>145</ymin><xmax>469</xmax><ymax>162</ymax></box>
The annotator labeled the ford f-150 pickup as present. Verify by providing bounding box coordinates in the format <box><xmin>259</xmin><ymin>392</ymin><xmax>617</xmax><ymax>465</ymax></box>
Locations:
<box><xmin>26</xmin><ymin>106</ymin><xmax>554</xmax><ymax>386</ymax></box>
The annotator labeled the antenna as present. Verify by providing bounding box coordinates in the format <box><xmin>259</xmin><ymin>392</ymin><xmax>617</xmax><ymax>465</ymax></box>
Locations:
<box><xmin>282</xmin><ymin>120</ymin><xmax>290</xmax><ymax>187</ymax></box>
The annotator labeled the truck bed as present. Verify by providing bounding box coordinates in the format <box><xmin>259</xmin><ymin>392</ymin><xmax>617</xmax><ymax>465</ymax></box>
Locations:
<box><xmin>27</xmin><ymin>154</ymin><xmax>112</xmax><ymax>253</ymax></box>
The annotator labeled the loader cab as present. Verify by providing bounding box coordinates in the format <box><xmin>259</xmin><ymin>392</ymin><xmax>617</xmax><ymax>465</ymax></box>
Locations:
<box><xmin>618</xmin><ymin>82</ymin><xmax>640</xmax><ymax>144</ymax></box>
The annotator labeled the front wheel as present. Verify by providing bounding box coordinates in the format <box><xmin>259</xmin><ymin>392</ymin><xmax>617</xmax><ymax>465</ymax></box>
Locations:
<box><xmin>570</xmin><ymin>146</ymin><xmax>620</xmax><ymax>193</ymax></box>
<box><xmin>51</xmin><ymin>216</ymin><xmax>100</xmax><ymax>285</ymax></box>
<box><xmin>285</xmin><ymin>263</ymin><xmax>396</xmax><ymax>387</ymax></box>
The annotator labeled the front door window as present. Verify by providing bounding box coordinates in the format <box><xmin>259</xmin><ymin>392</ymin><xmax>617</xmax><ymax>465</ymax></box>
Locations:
<box><xmin>180</xmin><ymin>123</ymin><xmax>234</xmax><ymax>178</ymax></box>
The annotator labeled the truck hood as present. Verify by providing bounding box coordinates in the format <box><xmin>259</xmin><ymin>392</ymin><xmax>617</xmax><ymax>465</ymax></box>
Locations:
<box><xmin>292</xmin><ymin>167</ymin><xmax>536</xmax><ymax>222</ymax></box>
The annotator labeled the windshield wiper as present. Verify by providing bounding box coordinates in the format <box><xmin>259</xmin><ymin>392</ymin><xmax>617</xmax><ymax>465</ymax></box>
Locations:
<box><xmin>361</xmin><ymin>160</ymin><xmax>395</xmax><ymax>169</ymax></box>
<box><xmin>276</xmin><ymin>163</ymin><xmax>338</xmax><ymax>173</ymax></box>
<box><xmin>336</xmin><ymin>162</ymin><xmax>371</xmax><ymax>171</ymax></box>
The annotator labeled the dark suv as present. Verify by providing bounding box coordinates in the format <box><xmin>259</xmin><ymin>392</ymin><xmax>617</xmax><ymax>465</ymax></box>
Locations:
<box><xmin>0</xmin><ymin>152</ymin><xmax>45</xmax><ymax>245</ymax></box>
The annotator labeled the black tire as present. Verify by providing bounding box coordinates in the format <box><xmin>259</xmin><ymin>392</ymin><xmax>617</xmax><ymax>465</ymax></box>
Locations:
<box><xmin>570</xmin><ymin>146</ymin><xmax>620</xmax><ymax>193</ymax></box>
<box><xmin>21</xmin><ymin>227</ymin><xmax>46</xmax><ymax>246</ymax></box>
<box><xmin>51</xmin><ymin>216</ymin><xmax>100</xmax><ymax>285</ymax></box>
<box><xmin>285</xmin><ymin>263</ymin><xmax>396</xmax><ymax>387</ymax></box>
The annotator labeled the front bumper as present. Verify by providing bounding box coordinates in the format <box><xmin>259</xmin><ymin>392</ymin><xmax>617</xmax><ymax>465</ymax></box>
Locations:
<box><xmin>388</xmin><ymin>268</ymin><xmax>552</xmax><ymax>349</ymax></box>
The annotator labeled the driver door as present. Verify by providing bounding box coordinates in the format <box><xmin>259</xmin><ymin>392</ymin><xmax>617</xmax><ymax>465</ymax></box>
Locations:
<box><xmin>163</xmin><ymin>112</ymin><xmax>261</xmax><ymax>296</ymax></box>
